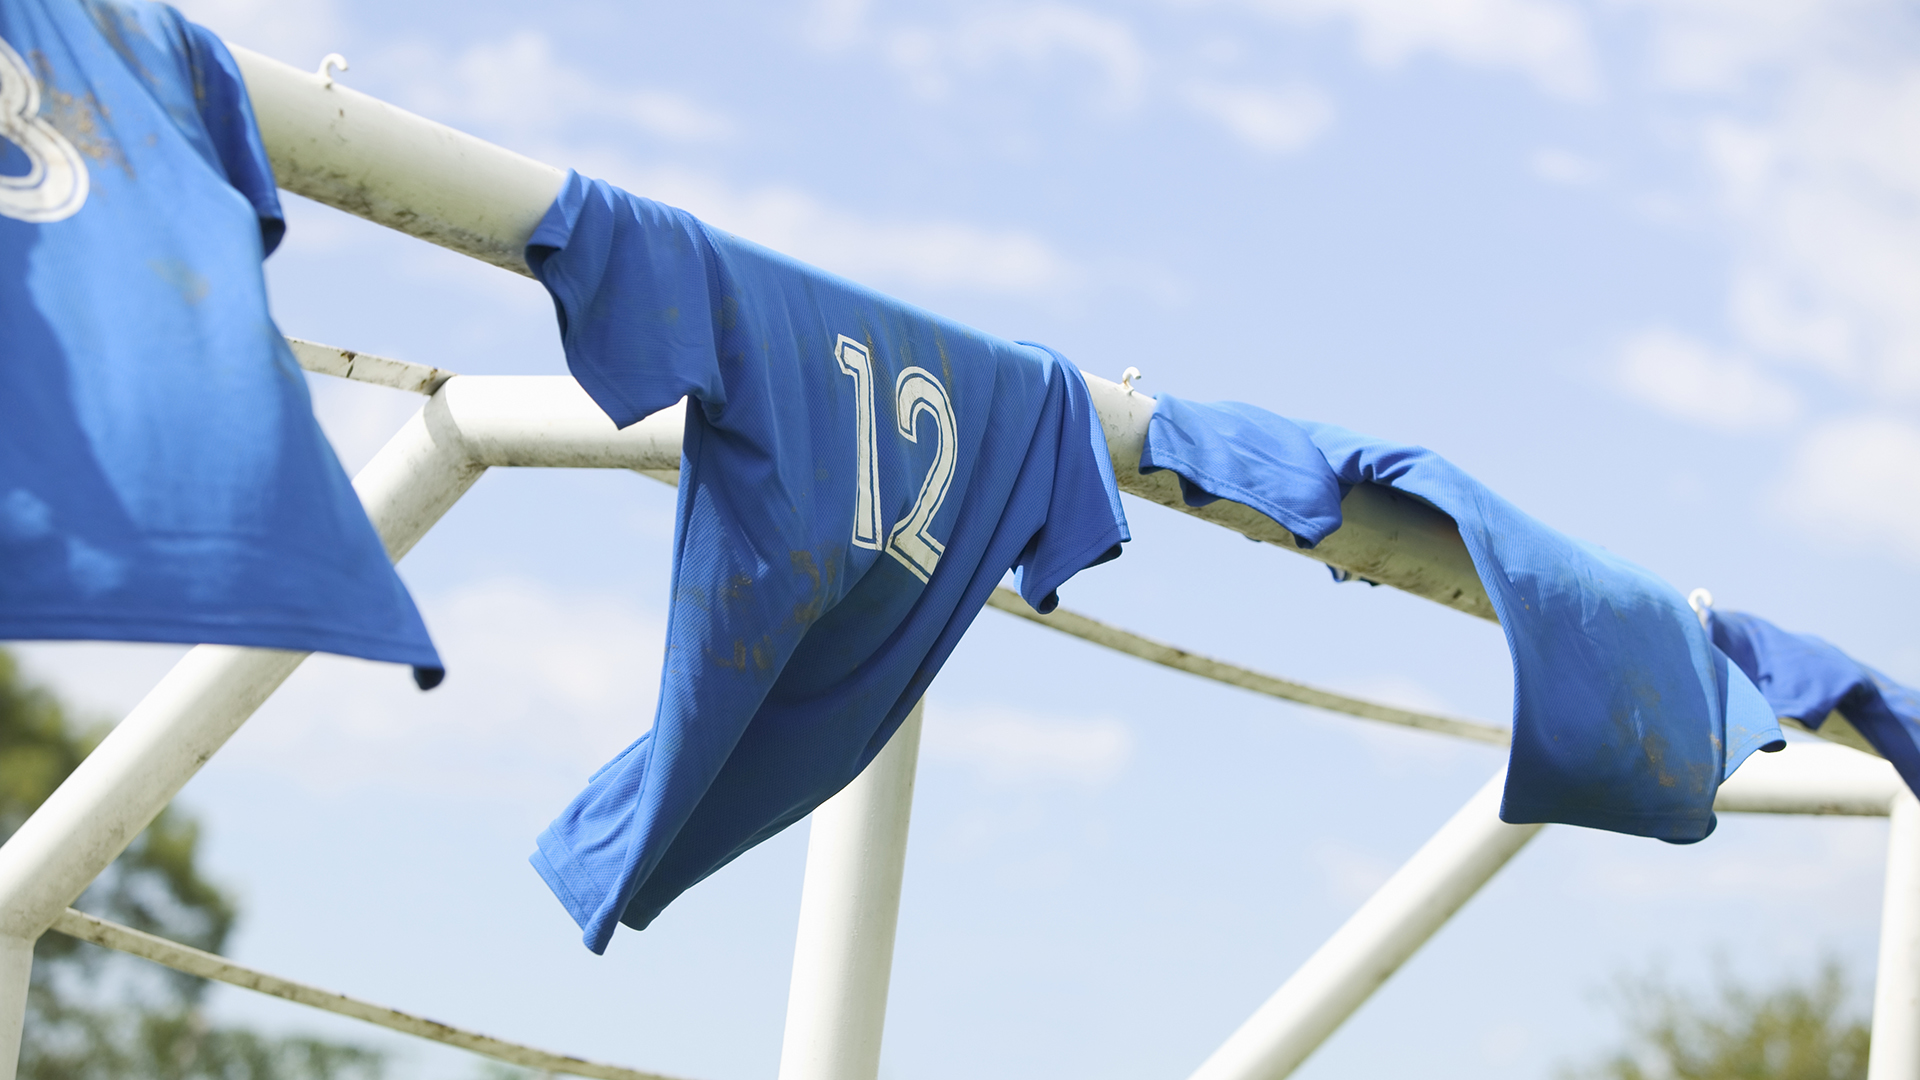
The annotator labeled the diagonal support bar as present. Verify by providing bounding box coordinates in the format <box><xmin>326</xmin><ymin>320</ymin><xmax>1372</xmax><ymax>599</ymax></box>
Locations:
<box><xmin>0</xmin><ymin>394</ymin><xmax>486</xmax><ymax>1079</ymax></box>
<box><xmin>1186</xmin><ymin>770</ymin><xmax>1541</xmax><ymax>1080</ymax></box>
<box><xmin>48</xmin><ymin>908</ymin><xmax>686</xmax><ymax>1080</ymax></box>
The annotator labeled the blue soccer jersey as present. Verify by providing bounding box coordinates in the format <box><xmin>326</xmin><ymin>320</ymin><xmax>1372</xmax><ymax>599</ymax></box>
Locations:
<box><xmin>0</xmin><ymin>0</ymin><xmax>442</xmax><ymax>683</ymax></box>
<box><xmin>1143</xmin><ymin>395</ymin><xmax>1783</xmax><ymax>843</ymax></box>
<box><xmin>526</xmin><ymin>172</ymin><xmax>1128</xmax><ymax>952</ymax></box>
<box><xmin>1711</xmin><ymin>608</ymin><xmax>1920</xmax><ymax>797</ymax></box>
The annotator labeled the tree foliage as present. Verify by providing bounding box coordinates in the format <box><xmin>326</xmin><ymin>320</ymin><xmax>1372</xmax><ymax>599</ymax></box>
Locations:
<box><xmin>1566</xmin><ymin>962</ymin><xmax>1871</xmax><ymax>1080</ymax></box>
<box><xmin>0</xmin><ymin>649</ymin><xmax>385</xmax><ymax>1080</ymax></box>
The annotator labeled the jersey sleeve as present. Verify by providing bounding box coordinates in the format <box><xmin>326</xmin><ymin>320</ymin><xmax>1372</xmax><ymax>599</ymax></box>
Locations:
<box><xmin>1296</xmin><ymin>417</ymin><xmax>1783</xmax><ymax>842</ymax></box>
<box><xmin>1010</xmin><ymin>347</ymin><xmax>1129</xmax><ymax>613</ymax></box>
<box><xmin>1140</xmin><ymin>394</ymin><xmax>1345</xmax><ymax>547</ymax></box>
<box><xmin>179</xmin><ymin>19</ymin><xmax>285</xmax><ymax>256</ymax></box>
<box><xmin>526</xmin><ymin>171</ymin><xmax>729</xmax><ymax>428</ymax></box>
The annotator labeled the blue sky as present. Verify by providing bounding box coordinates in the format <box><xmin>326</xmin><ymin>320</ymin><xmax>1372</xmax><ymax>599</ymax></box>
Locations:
<box><xmin>17</xmin><ymin>0</ymin><xmax>1920</xmax><ymax>1078</ymax></box>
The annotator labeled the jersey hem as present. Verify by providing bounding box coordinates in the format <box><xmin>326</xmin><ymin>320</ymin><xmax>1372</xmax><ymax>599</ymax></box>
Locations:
<box><xmin>0</xmin><ymin>614</ymin><xmax>441</xmax><ymax>671</ymax></box>
<box><xmin>529</xmin><ymin>832</ymin><xmax>601</xmax><ymax>946</ymax></box>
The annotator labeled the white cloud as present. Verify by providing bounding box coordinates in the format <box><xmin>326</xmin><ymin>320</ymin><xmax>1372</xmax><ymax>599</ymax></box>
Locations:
<box><xmin>225</xmin><ymin>577</ymin><xmax>666</xmax><ymax>797</ymax></box>
<box><xmin>172</xmin><ymin>0</ymin><xmax>342</xmax><ymax>68</ymax></box>
<box><xmin>8</xmin><ymin>578</ymin><xmax>667</xmax><ymax>800</ymax></box>
<box><xmin>1616</xmin><ymin>328</ymin><xmax>1801</xmax><ymax>432</ymax></box>
<box><xmin>11</xmin><ymin>641</ymin><xmax>189</xmax><ymax>726</ymax></box>
<box><xmin>1245</xmin><ymin>0</ymin><xmax>1601</xmax><ymax>100</ymax></box>
<box><xmin>962</xmin><ymin>5</ymin><xmax>1150</xmax><ymax>107</ymax></box>
<box><xmin>810</xmin><ymin>2</ymin><xmax>1147</xmax><ymax>110</ymax></box>
<box><xmin>1529</xmin><ymin>147</ymin><xmax>1604</xmax><ymax>186</ymax></box>
<box><xmin>274</xmin><ymin>27</ymin><xmax>1080</xmax><ymax>302</ymax></box>
<box><xmin>1181</xmin><ymin>82</ymin><xmax>1335</xmax><ymax>154</ymax></box>
<box><xmin>304</xmin><ymin>375</ymin><xmax>426</xmax><ymax>477</ymax></box>
<box><xmin>1713</xmin><ymin>78</ymin><xmax>1920</xmax><ymax>392</ymax></box>
<box><xmin>922</xmin><ymin>704</ymin><xmax>1133</xmax><ymax>785</ymax></box>
<box><xmin>1775</xmin><ymin>415</ymin><xmax>1920</xmax><ymax>560</ymax></box>
<box><xmin>1570</xmin><ymin>816</ymin><xmax>1886</xmax><ymax>905</ymax></box>
<box><xmin>1314</xmin><ymin>841</ymin><xmax>1395</xmax><ymax>903</ymax></box>
<box><xmin>1610</xmin><ymin>2</ymin><xmax>1920</xmax><ymax>399</ymax></box>
<box><xmin>387</xmin><ymin>32</ymin><xmax>734</xmax><ymax>144</ymax></box>
<box><xmin>1624</xmin><ymin>0</ymin><xmax>1896</xmax><ymax>95</ymax></box>
<box><xmin>805</xmin><ymin>0</ymin><xmax>874</xmax><ymax>49</ymax></box>
<box><xmin>610</xmin><ymin>165</ymin><xmax>1079</xmax><ymax>295</ymax></box>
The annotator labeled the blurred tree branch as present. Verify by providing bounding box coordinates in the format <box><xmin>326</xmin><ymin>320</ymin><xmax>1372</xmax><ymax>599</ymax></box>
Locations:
<box><xmin>1564</xmin><ymin>960</ymin><xmax>1870</xmax><ymax>1080</ymax></box>
<box><xmin>0</xmin><ymin>649</ymin><xmax>385</xmax><ymax>1080</ymax></box>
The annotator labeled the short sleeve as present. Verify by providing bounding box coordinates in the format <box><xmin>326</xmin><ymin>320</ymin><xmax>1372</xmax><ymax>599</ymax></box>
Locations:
<box><xmin>1010</xmin><ymin>347</ymin><xmax>1129</xmax><ymax>613</ymax></box>
<box><xmin>181</xmin><ymin>21</ymin><xmax>285</xmax><ymax>256</ymax></box>
<box><xmin>526</xmin><ymin>172</ymin><xmax>729</xmax><ymax>428</ymax></box>
<box><xmin>1141</xmin><ymin>395</ymin><xmax>1345</xmax><ymax>547</ymax></box>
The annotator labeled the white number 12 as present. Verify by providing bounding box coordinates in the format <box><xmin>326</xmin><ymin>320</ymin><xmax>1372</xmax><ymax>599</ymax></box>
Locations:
<box><xmin>833</xmin><ymin>335</ymin><xmax>958</xmax><ymax>583</ymax></box>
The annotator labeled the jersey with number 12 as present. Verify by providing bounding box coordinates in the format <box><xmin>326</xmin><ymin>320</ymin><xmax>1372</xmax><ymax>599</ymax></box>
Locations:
<box><xmin>525</xmin><ymin>171</ymin><xmax>1129</xmax><ymax>954</ymax></box>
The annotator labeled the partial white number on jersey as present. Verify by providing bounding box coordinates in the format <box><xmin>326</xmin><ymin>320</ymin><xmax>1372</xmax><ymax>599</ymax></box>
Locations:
<box><xmin>0</xmin><ymin>34</ymin><xmax>89</xmax><ymax>223</ymax></box>
<box><xmin>885</xmin><ymin>367</ymin><xmax>956</xmax><ymax>581</ymax></box>
<box><xmin>835</xmin><ymin>336</ymin><xmax>885</xmax><ymax>550</ymax></box>
<box><xmin>834</xmin><ymin>335</ymin><xmax>959</xmax><ymax>582</ymax></box>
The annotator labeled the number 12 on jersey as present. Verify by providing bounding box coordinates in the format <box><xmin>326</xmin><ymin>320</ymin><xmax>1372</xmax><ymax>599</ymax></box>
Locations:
<box><xmin>834</xmin><ymin>335</ymin><xmax>958</xmax><ymax>583</ymax></box>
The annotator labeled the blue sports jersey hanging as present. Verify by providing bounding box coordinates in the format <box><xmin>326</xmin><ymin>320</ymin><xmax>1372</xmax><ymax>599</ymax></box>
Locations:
<box><xmin>527</xmin><ymin>172</ymin><xmax>1129</xmax><ymax>952</ymax></box>
<box><xmin>0</xmin><ymin>0</ymin><xmax>442</xmax><ymax>685</ymax></box>
<box><xmin>1710</xmin><ymin>608</ymin><xmax>1920</xmax><ymax>796</ymax></box>
<box><xmin>1141</xmin><ymin>395</ymin><xmax>1783</xmax><ymax>842</ymax></box>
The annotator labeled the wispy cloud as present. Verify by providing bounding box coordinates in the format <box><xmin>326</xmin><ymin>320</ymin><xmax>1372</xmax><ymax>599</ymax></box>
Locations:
<box><xmin>1314</xmin><ymin>841</ymin><xmax>1396</xmax><ymax>904</ymax></box>
<box><xmin>1776</xmin><ymin>415</ymin><xmax>1920</xmax><ymax>561</ymax></box>
<box><xmin>1616</xmin><ymin>328</ymin><xmax>1801</xmax><ymax>433</ymax></box>
<box><xmin>338</xmin><ymin>27</ymin><xmax>1086</xmax><ymax>298</ymax></box>
<box><xmin>387</xmin><ymin>32</ymin><xmax>735</xmax><ymax>145</ymax></box>
<box><xmin>922</xmin><ymin>704</ymin><xmax>1133</xmax><ymax>786</ymax></box>
<box><xmin>1612</xmin><ymin>1</ymin><xmax>1920</xmax><ymax>400</ymax></box>
<box><xmin>1529</xmin><ymin>147</ymin><xmax>1605</xmax><ymax>186</ymax></box>
<box><xmin>224</xmin><ymin>577</ymin><xmax>666</xmax><ymax>797</ymax></box>
<box><xmin>830</xmin><ymin>3</ymin><xmax>1150</xmax><ymax>109</ymax></box>
<box><xmin>171</xmin><ymin>0</ymin><xmax>342</xmax><ymax>68</ymax></box>
<box><xmin>1181</xmin><ymin>81</ymin><xmax>1335</xmax><ymax>154</ymax></box>
<box><xmin>813</xmin><ymin>0</ymin><xmax>1340</xmax><ymax>153</ymax></box>
<box><xmin>1239</xmin><ymin>0</ymin><xmax>1601</xmax><ymax>100</ymax></box>
<box><xmin>598</xmin><ymin>164</ymin><xmax>1080</xmax><ymax>295</ymax></box>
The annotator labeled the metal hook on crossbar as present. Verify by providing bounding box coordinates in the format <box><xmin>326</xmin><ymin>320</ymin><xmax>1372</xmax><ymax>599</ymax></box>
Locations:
<box><xmin>1687</xmin><ymin>587</ymin><xmax>1714</xmax><ymax>632</ymax></box>
<box><xmin>317</xmin><ymin>53</ymin><xmax>349</xmax><ymax>88</ymax></box>
<box><xmin>1121</xmin><ymin>366</ymin><xmax>1145</xmax><ymax>396</ymax></box>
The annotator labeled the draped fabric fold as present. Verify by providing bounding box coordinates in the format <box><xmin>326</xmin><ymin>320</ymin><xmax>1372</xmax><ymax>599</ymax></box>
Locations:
<box><xmin>526</xmin><ymin>173</ymin><xmax>1128</xmax><ymax>952</ymax></box>
<box><xmin>0</xmin><ymin>0</ymin><xmax>442</xmax><ymax>686</ymax></box>
<box><xmin>1144</xmin><ymin>394</ymin><xmax>1782</xmax><ymax>842</ymax></box>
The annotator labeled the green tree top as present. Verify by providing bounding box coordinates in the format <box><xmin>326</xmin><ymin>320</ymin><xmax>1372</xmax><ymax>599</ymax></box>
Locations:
<box><xmin>1566</xmin><ymin>962</ymin><xmax>1870</xmax><ymax>1080</ymax></box>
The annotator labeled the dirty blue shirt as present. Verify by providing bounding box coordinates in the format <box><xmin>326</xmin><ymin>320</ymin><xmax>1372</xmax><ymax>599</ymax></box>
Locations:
<box><xmin>0</xmin><ymin>0</ymin><xmax>442</xmax><ymax>683</ymax></box>
<box><xmin>527</xmin><ymin>172</ymin><xmax>1129</xmax><ymax>952</ymax></box>
<box><xmin>1711</xmin><ymin>609</ymin><xmax>1920</xmax><ymax>796</ymax></box>
<box><xmin>1143</xmin><ymin>395</ymin><xmax>1782</xmax><ymax>842</ymax></box>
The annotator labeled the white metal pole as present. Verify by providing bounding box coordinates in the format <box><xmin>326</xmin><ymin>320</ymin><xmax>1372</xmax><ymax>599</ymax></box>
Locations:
<box><xmin>777</xmin><ymin>701</ymin><xmax>925</xmax><ymax>1080</ymax></box>
<box><xmin>1186</xmin><ymin>769</ymin><xmax>1542</xmax><ymax>1080</ymax></box>
<box><xmin>0</xmin><ymin>937</ymin><xmax>31</xmax><ymax>1078</ymax></box>
<box><xmin>1871</xmin><ymin>788</ymin><xmax>1920</xmax><ymax>1080</ymax></box>
<box><xmin>48</xmin><ymin>908</ymin><xmax>684</xmax><ymax>1080</ymax></box>
<box><xmin>0</xmin><ymin>394</ymin><xmax>486</xmax><ymax>1080</ymax></box>
<box><xmin>228</xmin><ymin>43</ymin><xmax>1493</xmax><ymax>622</ymax></box>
